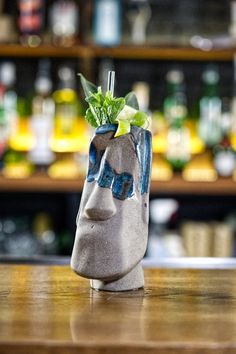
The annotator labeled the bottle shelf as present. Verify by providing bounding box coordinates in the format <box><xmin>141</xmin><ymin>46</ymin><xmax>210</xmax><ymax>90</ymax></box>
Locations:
<box><xmin>94</xmin><ymin>45</ymin><xmax>236</xmax><ymax>61</ymax></box>
<box><xmin>0</xmin><ymin>173</ymin><xmax>85</xmax><ymax>192</ymax></box>
<box><xmin>0</xmin><ymin>44</ymin><xmax>235</xmax><ymax>61</ymax></box>
<box><xmin>0</xmin><ymin>44</ymin><xmax>93</xmax><ymax>58</ymax></box>
<box><xmin>0</xmin><ymin>173</ymin><xmax>236</xmax><ymax>195</ymax></box>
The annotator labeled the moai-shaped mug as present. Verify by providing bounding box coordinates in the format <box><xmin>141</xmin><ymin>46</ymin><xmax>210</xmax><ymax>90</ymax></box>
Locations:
<box><xmin>71</xmin><ymin>124</ymin><xmax>152</xmax><ymax>291</ymax></box>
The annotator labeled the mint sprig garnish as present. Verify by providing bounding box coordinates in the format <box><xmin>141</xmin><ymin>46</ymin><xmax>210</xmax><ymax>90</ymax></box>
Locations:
<box><xmin>124</xmin><ymin>92</ymin><xmax>139</xmax><ymax>110</ymax></box>
<box><xmin>79</xmin><ymin>73</ymin><xmax>97</xmax><ymax>97</ymax></box>
<box><xmin>86</xmin><ymin>88</ymin><xmax>125</xmax><ymax>127</ymax></box>
<box><xmin>79</xmin><ymin>73</ymin><xmax>150</xmax><ymax>135</ymax></box>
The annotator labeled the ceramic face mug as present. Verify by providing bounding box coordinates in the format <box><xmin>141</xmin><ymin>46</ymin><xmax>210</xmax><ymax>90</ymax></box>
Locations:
<box><xmin>71</xmin><ymin>124</ymin><xmax>152</xmax><ymax>291</ymax></box>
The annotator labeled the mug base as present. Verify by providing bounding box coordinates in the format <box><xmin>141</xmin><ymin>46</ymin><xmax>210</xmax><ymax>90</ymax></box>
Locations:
<box><xmin>90</xmin><ymin>262</ymin><xmax>144</xmax><ymax>292</ymax></box>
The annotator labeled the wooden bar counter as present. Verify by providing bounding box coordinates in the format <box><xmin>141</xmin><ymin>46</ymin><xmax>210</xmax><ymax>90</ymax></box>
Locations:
<box><xmin>1</xmin><ymin>265</ymin><xmax>236</xmax><ymax>354</ymax></box>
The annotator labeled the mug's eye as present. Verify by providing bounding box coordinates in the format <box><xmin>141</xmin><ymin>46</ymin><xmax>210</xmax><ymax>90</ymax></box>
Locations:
<box><xmin>98</xmin><ymin>160</ymin><xmax>114</xmax><ymax>188</ymax></box>
<box><xmin>87</xmin><ymin>143</ymin><xmax>105</xmax><ymax>182</ymax></box>
<box><xmin>112</xmin><ymin>173</ymin><xmax>134</xmax><ymax>200</ymax></box>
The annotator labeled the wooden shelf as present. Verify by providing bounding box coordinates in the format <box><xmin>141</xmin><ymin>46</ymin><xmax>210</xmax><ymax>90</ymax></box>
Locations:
<box><xmin>0</xmin><ymin>173</ymin><xmax>85</xmax><ymax>192</ymax></box>
<box><xmin>0</xmin><ymin>44</ymin><xmax>93</xmax><ymax>58</ymax></box>
<box><xmin>1</xmin><ymin>173</ymin><xmax>236</xmax><ymax>195</ymax></box>
<box><xmin>0</xmin><ymin>44</ymin><xmax>235</xmax><ymax>61</ymax></box>
<box><xmin>93</xmin><ymin>45</ymin><xmax>236</xmax><ymax>61</ymax></box>
<box><xmin>151</xmin><ymin>176</ymin><xmax>236</xmax><ymax>195</ymax></box>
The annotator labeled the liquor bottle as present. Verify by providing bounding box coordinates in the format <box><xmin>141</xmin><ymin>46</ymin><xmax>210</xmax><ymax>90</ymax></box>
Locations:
<box><xmin>17</xmin><ymin>0</ymin><xmax>45</xmax><ymax>47</ymax></box>
<box><xmin>126</xmin><ymin>0</ymin><xmax>151</xmax><ymax>45</ymax></box>
<box><xmin>164</xmin><ymin>69</ymin><xmax>190</xmax><ymax>171</ymax></box>
<box><xmin>93</xmin><ymin>0</ymin><xmax>121</xmax><ymax>46</ymax></box>
<box><xmin>230</xmin><ymin>54</ymin><xmax>236</xmax><ymax>150</ymax></box>
<box><xmin>221</xmin><ymin>97</ymin><xmax>232</xmax><ymax>138</ymax></box>
<box><xmin>51</xmin><ymin>65</ymin><xmax>79</xmax><ymax>152</ymax></box>
<box><xmin>214</xmin><ymin>97</ymin><xmax>235</xmax><ymax>177</ymax></box>
<box><xmin>32</xmin><ymin>213</ymin><xmax>58</xmax><ymax>255</ymax></box>
<box><xmin>0</xmin><ymin>62</ymin><xmax>18</xmax><ymax>139</ymax></box>
<box><xmin>0</xmin><ymin>0</ymin><xmax>17</xmax><ymax>43</ymax></box>
<box><xmin>132</xmin><ymin>81</ymin><xmax>152</xmax><ymax>129</ymax></box>
<box><xmin>2</xmin><ymin>146</ymin><xmax>33</xmax><ymax>178</ymax></box>
<box><xmin>3</xmin><ymin>216</ymin><xmax>40</xmax><ymax>256</ymax></box>
<box><xmin>213</xmin><ymin>136</ymin><xmax>236</xmax><ymax>177</ymax></box>
<box><xmin>28</xmin><ymin>59</ymin><xmax>55</xmax><ymax>167</ymax></box>
<box><xmin>132</xmin><ymin>81</ymin><xmax>150</xmax><ymax>113</ymax></box>
<box><xmin>198</xmin><ymin>66</ymin><xmax>222</xmax><ymax>147</ymax></box>
<box><xmin>9</xmin><ymin>95</ymin><xmax>34</xmax><ymax>152</ymax></box>
<box><xmin>229</xmin><ymin>0</ymin><xmax>236</xmax><ymax>42</ymax></box>
<box><xmin>49</xmin><ymin>0</ymin><xmax>79</xmax><ymax>47</ymax></box>
<box><xmin>164</xmin><ymin>70</ymin><xmax>187</xmax><ymax>124</ymax></box>
<box><xmin>0</xmin><ymin>85</ymin><xmax>7</xmax><ymax>159</ymax></box>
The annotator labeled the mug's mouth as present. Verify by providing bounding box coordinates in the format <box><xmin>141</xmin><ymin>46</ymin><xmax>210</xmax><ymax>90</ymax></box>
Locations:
<box><xmin>95</xmin><ymin>124</ymin><xmax>118</xmax><ymax>135</ymax></box>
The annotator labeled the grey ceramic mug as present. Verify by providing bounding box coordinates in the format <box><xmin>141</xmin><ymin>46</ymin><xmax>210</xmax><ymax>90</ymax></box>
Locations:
<box><xmin>71</xmin><ymin>124</ymin><xmax>152</xmax><ymax>291</ymax></box>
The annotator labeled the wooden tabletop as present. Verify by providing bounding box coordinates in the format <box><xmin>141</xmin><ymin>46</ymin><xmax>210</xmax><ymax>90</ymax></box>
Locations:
<box><xmin>1</xmin><ymin>265</ymin><xmax>236</xmax><ymax>354</ymax></box>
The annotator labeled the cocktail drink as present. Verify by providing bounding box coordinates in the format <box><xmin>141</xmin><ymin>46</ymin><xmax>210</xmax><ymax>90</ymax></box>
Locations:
<box><xmin>71</xmin><ymin>72</ymin><xmax>152</xmax><ymax>291</ymax></box>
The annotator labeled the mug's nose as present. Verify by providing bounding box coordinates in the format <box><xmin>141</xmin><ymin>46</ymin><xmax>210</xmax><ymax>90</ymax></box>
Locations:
<box><xmin>85</xmin><ymin>185</ymin><xmax>117</xmax><ymax>221</ymax></box>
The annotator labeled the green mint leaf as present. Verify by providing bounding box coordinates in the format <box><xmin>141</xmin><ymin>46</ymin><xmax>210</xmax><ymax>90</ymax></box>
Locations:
<box><xmin>109</xmin><ymin>97</ymin><xmax>125</xmax><ymax>123</ymax></box>
<box><xmin>125</xmin><ymin>92</ymin><xmax>139</xmax><ymax>110</ymax></box>
<box><xmin>79</xmin><ymin>73</ymin><xmax>98</xmax><ymax>98</ymax></box>
<box><xmin>79</xmin><ymin>75</ymin><xmax>126</xmax><ymax>127</ymax></box>
<box><xmin>131</xmin><ymin>111</ymin><xmax>148</xmax><ymax>127</ymax></box>
<box><xmin>85</xmin><ymin>107</ymin><xmax>99</xmax><ymax>128</ymax></box>
<box><xmin>86</xmin><ymin>90</ymin><xmax>107</xmax><ymax>126</ymax></box>
<box><xmin>86</xmin><ymin>89</ymin><xmax>106</xmax><ymax>109</ymax></box>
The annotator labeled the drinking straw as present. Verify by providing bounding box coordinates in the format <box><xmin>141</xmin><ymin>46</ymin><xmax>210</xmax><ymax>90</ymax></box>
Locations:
<box><xmin>107</xmin><ymin>71</ymin><xmax>115</xmax><ymax>96</ymax></box>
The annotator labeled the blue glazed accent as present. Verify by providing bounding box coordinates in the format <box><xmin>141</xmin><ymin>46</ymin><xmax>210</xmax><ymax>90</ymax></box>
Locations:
<box><xmin>88</xmin><ymin>150</ymin><xmax>134</xmax><ymax>200</ymax></box>
<box><xmin>96</xmin><ymin>124</ymin><xmax>117</xmax><ymax>135</ymax></box>
<box><xmin>97</xmin><ymin>159</ymin><xmax>134</xmax><ymax>200</ymax></box>
<box><xmin>133</xmin><ymin>128</ymin><xmax>152</xmax><ymax>194</ymax></box>
<box><xmin>87</xmin><ymin>142</ymin><xmax>105</xmax><ymax>182</ymax></box>
<box><xmin>140</xmin><ymin>131</ymin><xmax>152</xmax><ymax>194</ymax></box>
<box><xmin>112</xmin><ymin>173</ymin><xmax>134</xmax><ymax>200</ymax></box>
<box><xmin>87</xmin><ymin>126</ymin><xmax>152</xmax><ymax>199</ymax></box>
<box><xmin>98</xmin><ymin>160</ymin><xmax>114</xmax><ymax>188</ymax></box>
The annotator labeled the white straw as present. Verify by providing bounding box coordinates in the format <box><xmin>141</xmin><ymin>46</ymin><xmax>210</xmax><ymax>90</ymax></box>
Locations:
<box><xmin>107</xmin><ymin>71</ymin><xmax>115</xmax><ymax>96</ymax></box>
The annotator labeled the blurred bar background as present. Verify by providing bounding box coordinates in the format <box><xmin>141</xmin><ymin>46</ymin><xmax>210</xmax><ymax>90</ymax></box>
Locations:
<box><xmin>1</xmin><ymin>0</ymin><xmax>236</xmax><ymax>263</ymax></box>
